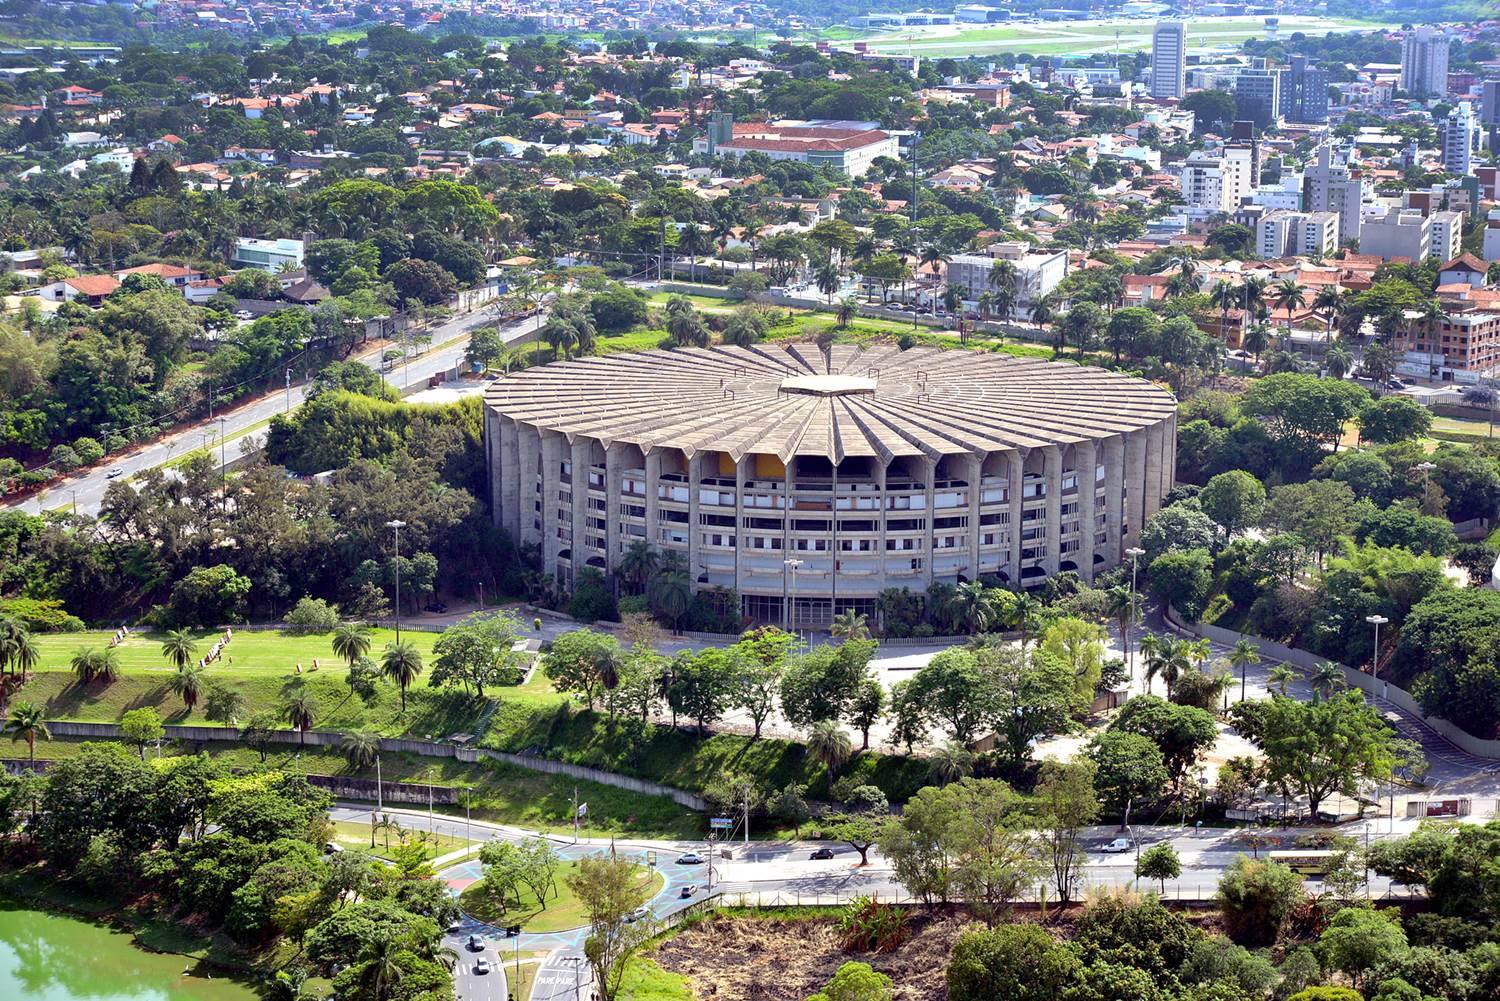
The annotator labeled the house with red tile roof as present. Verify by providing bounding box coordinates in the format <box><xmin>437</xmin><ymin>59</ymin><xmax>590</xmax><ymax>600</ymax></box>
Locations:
<box><xmin>41</xmin><ymin>274</ymin><xmax>120</xmax><ymax>306</ymax></box>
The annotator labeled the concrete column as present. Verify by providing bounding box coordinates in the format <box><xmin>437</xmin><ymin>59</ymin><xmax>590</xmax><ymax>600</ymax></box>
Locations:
<box><xmin>687</xmin><ymin>452</ymin><xmax>704</xmax><ymax>583</ymax></box>
<box><xmin>569</xmin><ymin>438</ymin><xmax>593</xmax><ymax>589</ymax></box>
<box><xmin>1145</xmin><ymin>422</ymin><xmax>1166</xmax><ymax>523</ymax></box>
<box><xmin>519</xmin><ymin>424</ymin><xmax>542</xmax><ymax>550</ymax></box>
<box><xmin>1104</xmin><ymin>435</ymin><xmax>1125</xmax><ymax>565</ymax></box>
<box><xmin>965</xmin><ymin>454</ymin><xmax>983</xmax><ymax>583</ymax></box>
<box><xmin>1124</xmin><ymin>430</ymin><xmax>1147</xmax><ymax>549</ymax></box>
<box><xmin>1075</xmin><ymin>440</ymin><xmax>1097</xmax><ymax>582</ymax></box>
<box><xmin>1007</xmin><ymin>450</ymin><xmax>1025</xmax><ymax>584</ymax></box>
<box><xmin>922</xmin><ymin>457</ymin><xmax>936</xmax><ymax>587</ymax></box>
<box><xmin>876</xmin><ymin>460</ymin><xmax>889</xmax><ymax>593</ymax></box>
<box><xmin>644</xmin><ymin>450</ymin><xmax>662</xmax><ymax>550</ymax></box>
<box><xmin>1042</xmin><ymin>444</ymin><xmax>1062</xmax><ymax>576</ymax></box>
<box><xmin>734</xmin><ymin>456</ymin><xmax>747</xmax><ymax>586</ymax></box>
<box><xmin>1166</xmin><ymin>413</ymin><xmax>1178</xmax><ymax>496</ymax></box>
<box><xmin>604</xmin><ymin>444</ymin><xmax>624</xmax><ymax>576</ymax></box>
<box><xmin>500</xmin><ymin>417</ymin><xmax>521</xmax><ymax>541</ymax></box>
<box><xmin>540</xmin><ymin>432</ymin><xmax>564</xmax><ymax>575</ymax></box>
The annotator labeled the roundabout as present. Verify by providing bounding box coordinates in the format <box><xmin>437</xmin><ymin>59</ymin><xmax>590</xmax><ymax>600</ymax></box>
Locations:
<box><xmin>455</xmin><ymin>858</ymin><xmax>664</xmax><ymax>934</ymax></box>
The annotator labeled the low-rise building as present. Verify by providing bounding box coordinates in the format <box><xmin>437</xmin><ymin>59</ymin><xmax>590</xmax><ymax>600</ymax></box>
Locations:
<box><xmin>1394</xmin><ymin>309</ymin><xmax>1500</xmax><ymax>383</ymax></box>
<box><xmin>233</xmin><ymin>237</ymin><xmax>304</xmax><ymax>272</ymax></box>
<box><xmin>691</xmin><ymin>118</ymin><xmax>898</xmax><ymax>178</ymax></box>
<box><xmin>945</xmin><ymin>246</ymin><xmax>1069</xmax><ymax>309</ymax></box>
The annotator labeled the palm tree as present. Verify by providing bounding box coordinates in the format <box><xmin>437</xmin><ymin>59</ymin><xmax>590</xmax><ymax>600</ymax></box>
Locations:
<box><xmin>663</xmin><ymin>297</ymin><xmax>709</xmax><ymax>348</ymax></box>
<box><xmin>1029</xmin><ymin>296</ymin><xmax>1054</xmax><ymax>334</ymax></box>
<box><xmin>1267</xmin><ymin>664</ymin><xmax>1296</xmax><ymax>697</ymax></box>
<box><xmin>929</xmin><ymin>741</ymin><xmax>975</xmax><ymax>785</ymax></box>
<box><xmin>160</xmin><ymin>629</ymin><xmax>198</xmax><ymax>671</ymax></box>
<box><xmin>677</xmin><ymin>225</ymin><xmax>709</xmax><ymax>283</ymax></box>
<box><xmin>1229</xmin><ymin>639</ymin><xmax>1260</xmax><ymax>703</ymax></box>
<box><xmin>374</xmin><ymin>812</ymin><xmax>402</xmax><ymax>849</ymax></box>
<box><xmin>355</xmin><ymin>934</ymin><xmax>405</xmax><ymax>1001</ymax></box>
<box><xmin>341</xmin><ymin>730</ymin><xmax>380</xmax><ymax>771</ymax></box>
<box><xmin>7</xmin><ymin>630</ymin><xmax>37</xmax><ymax>682</ymax></box>
<box><xmin>4</xmin><ymin>700</ymin><xmax>48</xmax><ymax>768</ymax></box>
<box><xmin>1313</xmin><ymin>285</ymin><xmax>1343</xmax><ymax>361</ymax></box>
<box><xmin>647</xmin><ymin>570</ymin><xmax>692</xmax><ymax>633</ymax></box>
<box><xmin>619</xmin><ymin>540</ymin><xmax>660</xmax><ymax>596</ymax></box>
<box><xmin>1325</xmin><ymin>342</ymin><xmax>1354</xmax><ymax>380</ymax></box>
<box><xmin>1241</xmin><ymin>323</ymin><xmax>1271</xmax><ymax>364</ymax></box>
<box><xmin>1311</xmin><ymin>662</ymin><xmax>1346</xmax><ymax>700</ymax></box>
<box><xmin>70</xmin><ymin>647</ymin><xmax>120</xmax><ymax>685</ymax></box>
<box><xmin>1241</xmin><ymin>275</ymin><xmax>1268</xmax><ymax>342</ymax></box>
<box><xmin>1209</xmin><ymin>279</ymin><xmax>1238</xmax><ymax>347</ymax></box>
<box><xmin>284</xmin><ymin>688</ymin><xmax>318</xmax><ymax>745</ymax></box>
<box><xmin>380</xmin><ymin>642</ymin><xmax>424</xmax><ymax>712</ymax></box>
<box><xmin>814</xmin><ymin>260</ymin><xmax>841</xmax><ymax>303</ymax></box>
<box><xmin>836</xmin><ymin>298</ymin><xmax>856</xmax><ymax>329</ymax></box>
<box><xmin>1165</xmin><ymin>259</ymin><xmax>1198</xmax><ymax>298</ymax></box>
<box><xmin>331</xmin><ymin>622</ymin><xmax>373</xmax><ymax>674</ymax></box>
<box><xmin>169</xmin><ymin>665</ymin><xmax>205</xmax><ymax>711</ymax></box>
<box><xmin>1008</xmin><ymin>592</ymin><xmax>1045</xmax><ymax>662</ymax></box>
<box><xmin>1138</xmin><ymin>632</ymin><xmax>1162</xmax><ymax>694</ymax></box>
<box><xmin>951</xmin><ymin>580</ymin><xmax>995</xmax><ymax>634</ymax></box>
<box><xmin>830</xmin><ymin>610</ymin><xmax>870</xmax><ymax>641</ymax></box>
<box><xmin>1272</xmin><ymin>278</ymin><xmax>1306</xmax><ymax>335</ymax></box>
<box><xmin>807</xmin><ymin>720</ymin><xmax>852</xmax><ymax>785</ymax></box>
<box><xmin>1106</xmin><ymin>586</ymin><xmax>1136</xmax><ymax>665</ymax></box>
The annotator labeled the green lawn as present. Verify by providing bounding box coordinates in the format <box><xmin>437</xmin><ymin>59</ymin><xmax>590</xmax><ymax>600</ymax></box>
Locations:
<box><xmin>618</xmin><ymin>956</ymin><xmax>695</xmax><ymax>1001</ymax></box>
<box><xmin>330</xmin><ymin>819</ymin><xmax>470</xmax><ymax>861</ymax></box>
<box><xmin>25</xmin><ymin>627</ymin><xmax>437</xmax><ymax>677</ymax></box>
<box><xmin>460</xmin><ymin>860</ymin><xmax>663</xmax><ymax>933</ymax></box>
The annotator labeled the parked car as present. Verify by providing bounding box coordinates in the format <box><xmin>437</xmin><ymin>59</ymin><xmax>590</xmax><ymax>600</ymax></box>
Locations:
<box><xmin>1100</xmin><ymin>838</ymin><xmax>1134</xmax><ymax>854</ymax></box>
<box><xmin>626</xmin><ymin>907</ymin><xmax>650</xmax><ymax>923</ymax></box>
<box><xmin>425</xmin><ymin>601</ymin><xmax>449</xmax><ymax>613</ymax></box>
<box><xmin>234</xmin><ymin>310</ymin><xmax>254</xmax><ymax>321</ymax></box>
<box><xmin>676</xmin><ymin>852</ymin><xmax>704</xmax><ymax>865</ymax></box>
<box><xmin>680</xmin><ymin>884</ymin><xmax>696</xmax><ymax>898</ymax></box>
<box><xmin>322</xmin><ymin>842</ymin><xmax>343</xmax><ymax>854</ymax></box>
<box><xmin>810</xmin><ymin>848</ymin><xmax>836</xmax><ymax>860</ymax></box>
<box><xmin>474</xmin><ymin>959</ymin><xmax>491</xmax><ymax>975</ymax></box>
<box><xmin>466</xmin><ymin>934</ymin><xmax>484</xmax><ymax>952</ymax></box>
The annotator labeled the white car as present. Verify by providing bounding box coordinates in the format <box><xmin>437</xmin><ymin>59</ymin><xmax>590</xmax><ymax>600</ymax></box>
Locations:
<box><xmin>474</xmin><ymin>958</ymin><xmax>491</xmax><ymax>975</ymax></box>
<box><xmin>106</xmin><ymin>466</ymin><xmax>124</xmax><ymax>478</ymax></box>
<box><xmin>1100</xmin><ymin>838</ymin><xmax>1134</xmax><ymax>853</ymax></box>
<box><xmin>235</xmin><ymin>310</ymin><xmax>254</xmax><ymax>321</ymax></box>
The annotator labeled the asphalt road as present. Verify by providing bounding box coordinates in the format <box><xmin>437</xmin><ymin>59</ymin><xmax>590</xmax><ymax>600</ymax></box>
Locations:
<box><xmin>5</xmin><ymin>306</ymin><xmax>543</xmax><ymax>518</ymax></box>
<box><xmin>337</xmin><ymin>802</ymin><xmax>1424</xmax><ymax>1001</ymax></box>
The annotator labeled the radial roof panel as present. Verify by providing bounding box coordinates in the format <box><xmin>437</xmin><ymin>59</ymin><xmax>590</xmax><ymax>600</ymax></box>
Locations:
<box><xmin>484</xmin><ymin>345</ymin><xmax>1177</xmax><ymax>462</ymax></box>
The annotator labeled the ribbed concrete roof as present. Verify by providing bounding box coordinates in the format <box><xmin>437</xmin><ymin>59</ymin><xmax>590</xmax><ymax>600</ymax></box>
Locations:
<box><xmin>485</xmin><ymin>343</ymin><xmax>1176</xmax><ymax>465</ymax></box>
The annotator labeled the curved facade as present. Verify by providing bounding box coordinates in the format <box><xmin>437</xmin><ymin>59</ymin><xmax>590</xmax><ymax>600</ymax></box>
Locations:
<box><xmin>483</xmin><ymin>343</ymin><xmax>1177</xmax><ymax>627</ymax></box>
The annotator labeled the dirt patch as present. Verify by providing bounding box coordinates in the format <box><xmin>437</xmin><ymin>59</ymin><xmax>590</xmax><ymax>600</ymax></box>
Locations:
<box><xmin>649</xmin><ymin>910</ymin><xmax>977</xmax><ymax>1001</ymax></box>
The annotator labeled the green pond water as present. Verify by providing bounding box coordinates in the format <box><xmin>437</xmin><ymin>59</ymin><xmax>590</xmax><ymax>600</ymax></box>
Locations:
<box><xmin>0</xmin><ymin>897</ymin><xmax>259</xmax><ymax>1001</ymax></box>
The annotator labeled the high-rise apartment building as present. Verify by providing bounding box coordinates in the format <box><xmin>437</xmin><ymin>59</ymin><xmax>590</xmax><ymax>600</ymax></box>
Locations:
<box><xmin>1151</xmin><ymin>21</ymin><xmax>1187</xmax><ymax>100</ymax></box>
<box><xmin>1430</xmin><ymin>210</ymin><xmax>1464</xmax><ymax>264</ymax></box>
<box><xmin>1234</xmin><ymin>63</ymin><xmax>1281</xmax><ymax>129</ymax></box>
<box><xmin>1362</xmin><ymin>207</ymin><xmax>1431</xmax><ymax>262</ymax></box>
<box><xmin>1278</xmin><ymin>56</ymin><xmax>1330</xmax><ymax>124</ymax></box>
<box><xmin>1443</xmin><ymin>101</ymin><xmax>1478</xmax><ymax>176</ymax></box>
<box><xmin>1481</xmin><ymin>79</ymin><xmax>1500</xmax><ymax>153</ymax></box>
<box><xmin>1401</xmin><ymin>27</ymin><xmax>1451</xmax><ymax>98</ymax></box>
<box><xmin>1303</xmin><ymin>145</ymin><xmax>1366</xmax><ymax>246</ymax></box>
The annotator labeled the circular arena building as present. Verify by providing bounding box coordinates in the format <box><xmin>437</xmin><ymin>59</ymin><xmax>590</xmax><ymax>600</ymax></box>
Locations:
<box><xmin>483</xmin><ymin>343</ymin><xmax>1177</xmax><ymax>628</ymax></box>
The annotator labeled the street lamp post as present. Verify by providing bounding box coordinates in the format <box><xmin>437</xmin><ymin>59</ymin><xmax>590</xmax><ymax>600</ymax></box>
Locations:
<box><xmin>387</xmin><ymin>519</ymin><xmax>407</xmax><ymax>643</ymax></box>
<box><xmin>783</xmin><ymin>557</ymin><xmax>803</xmax><ymax>638</ymax></box>
<box><xmin>1125</xmin><ymin>546</ymin><xmax>1145</xmax><ymax>682</ymax></box>
<box><xmin>1365</xmin><ymin>613</ymin><xmax>1389</xmax><ymax>686</ymax></box>
<box><xmin>217</xmin><ymin>416</ymin><xmax>227</xmax><ymax>513</ymax></box>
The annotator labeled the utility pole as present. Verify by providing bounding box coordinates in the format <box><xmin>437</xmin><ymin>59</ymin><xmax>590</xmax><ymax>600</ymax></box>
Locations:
<box><xmin>387</xmin><ymin>520</ymin><xmax>406</xmax><ymax>642</ymax></box>
<box><xmin>658</xmin><ymin>214</ymin><xmax>667</xmax><ymax>283</ymax></box>
<box><xmin>376</xmin><ymin>755</ymin><xmax>383</xmax><ymax>810</ymax></box>
<box><xmin>744</xmin><ymin>785</ymin><xmax>750</xmax><ymax>845</ymax></box>
<box><xmin>285</xmin><ymin>367</ymin><xmax>292</xmax><ymax>411</ymax></box>
<box><xmin>218</xmin><ymin>416</ymin><xmax>227</xmax><ymax>514</ymax></box>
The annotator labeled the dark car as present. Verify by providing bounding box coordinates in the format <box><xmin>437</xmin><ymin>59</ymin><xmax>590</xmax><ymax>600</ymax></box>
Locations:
<box><xmin>810</xmin><ymin>848</ymin><xmax>836</xmax><ymax>860</ymax></box>
<box><xmin>425</xmin><ymin>601</ymin><xmax>449</xmax><ymax>613</ymax></box>
<box><xmin>680</xmin><ymin>884</ymin><xmax>696</xmax><ymax>898</ymax></box>
<box><xmin>466</xmin><ymin>934</ymin><xmax>483</xmax><ymax>952</ymax></box>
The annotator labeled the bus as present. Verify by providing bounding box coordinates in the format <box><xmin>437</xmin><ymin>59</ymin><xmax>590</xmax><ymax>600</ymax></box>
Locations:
<box><xmin>1267</xmin><ymin>850</ymin><xmax>1338</xmax><ymax>877</ymax></box>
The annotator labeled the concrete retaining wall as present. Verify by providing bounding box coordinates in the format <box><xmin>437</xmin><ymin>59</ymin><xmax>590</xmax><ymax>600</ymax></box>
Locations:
<box><xmin>1164</xmin><ymin>607</ymin><xmax>1500</xmax><ymax>759</ymax></box>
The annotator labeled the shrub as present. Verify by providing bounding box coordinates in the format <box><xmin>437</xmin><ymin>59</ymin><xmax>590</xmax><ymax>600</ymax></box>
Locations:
<box><xmin>283</xmin><ymin>597</ymin><xmax>342</xmax><ymax>634</ymax></box>
<box><xmin>835</xmin><ymin>895</ymin><xmax>908</xmax><ymax>953</ymax></box>
<box><xmin>49</xmin><ymin>444</ymin><xmax>81</xmax><ymax>470</ymax></box>
<box><xmin>0</xmin><ymin>597</ymin><xmax>84</xmax><ymax>632</ymax></box>
<box><xmin>727</xmin><ymin>271</ymin><xmax>768</xmax><ymax>299</ymax></box>
<box><xmin>1216</xmin><ymin>856</ymin><xmax>1307</xmax><ymax>946</ymax></box>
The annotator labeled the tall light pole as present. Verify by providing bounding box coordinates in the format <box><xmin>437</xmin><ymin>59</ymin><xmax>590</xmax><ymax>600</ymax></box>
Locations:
<box><xmin>1125</xmin><ymin>546</ymin><xmax>1145</xmax><ymax>682</ymax></box>
<box><xmin>1366</xmin><ymin>613</ymin><xmax>1388</xmax><ymax>685</ymax></box>
<box><xmin>387</xmin><ymin>519</ymin><xmax>406</xmax><ymax>643</ymax></box>
<box><xmin>783</xmin><ymin>557</ymin><xmax>803</xmax><ymax>640</ymax></box>
<box><xmin>217</xmin><ymin>415</ymin><xmax>227</xmax><ymax>513</ymax></box>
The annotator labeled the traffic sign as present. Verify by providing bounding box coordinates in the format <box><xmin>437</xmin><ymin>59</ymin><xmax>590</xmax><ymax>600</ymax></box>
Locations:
<box><xmin>709</xmin><ymin>817</ymin><xmax>734</xmax><ymax>829</ymax></box>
